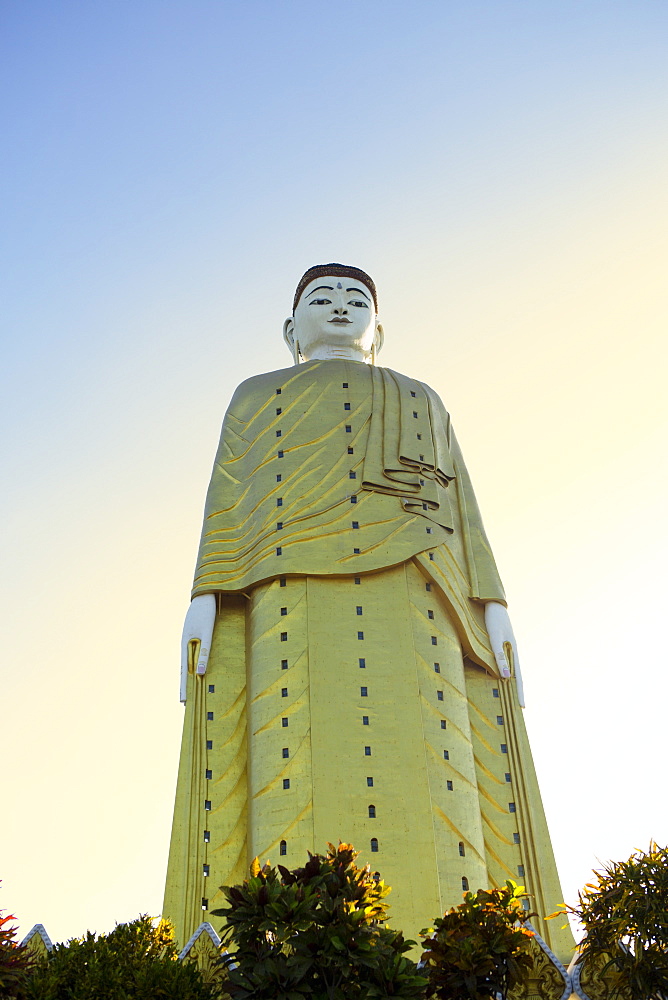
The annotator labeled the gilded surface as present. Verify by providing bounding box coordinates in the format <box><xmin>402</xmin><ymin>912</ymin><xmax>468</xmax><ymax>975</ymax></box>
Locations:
<box><xmin>508</xmin><ymin>931</ymin><xmax>571</xmax><ymax>999</ymax></box>
<box><xmin>575</xmin><ymin>950</ymin><xmax>632</xmax><ymax>1000</ymax></box>
<box><xmin>164</xmin><ymin>358</ymin><xmax>575</xmax><ymax>964</ymax></box>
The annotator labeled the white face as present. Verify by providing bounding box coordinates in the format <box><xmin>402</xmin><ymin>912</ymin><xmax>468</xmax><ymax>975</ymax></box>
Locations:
<box><xmin>289</xmin><ymin>276</ymin><xmax>379</xmax><ymax>361</ymax></box>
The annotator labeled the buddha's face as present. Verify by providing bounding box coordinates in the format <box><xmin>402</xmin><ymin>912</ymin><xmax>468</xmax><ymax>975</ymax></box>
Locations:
<box><xmin>284</xmin><ymin>276</ymin><xmax>383</xmax><ymax>363</ymax></box>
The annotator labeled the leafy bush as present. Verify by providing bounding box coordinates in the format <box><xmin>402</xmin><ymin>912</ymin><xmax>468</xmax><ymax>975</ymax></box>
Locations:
<box><xmin>24</xmin><ymin>914</ymin><xmax>221</xmax><ymax>1000</ymax></box>
<box><xmin>565</xmin><ymin>842</ymin><xmax>668</xmax><ymax>1000</ymax></box>
<box><xmin>419</xmin><ymin>881</ymin><xmax>534</xmax><ymax>1000</ymax></box>
<box><xmin>0</xmin><ymin>891</ymin><xmax>35</xmax><ymax>1000</ymax></box>
<box><xmin>212</xmin><ymin>841</ymin><xmax>427</xmax><ymax>999</ymax></box>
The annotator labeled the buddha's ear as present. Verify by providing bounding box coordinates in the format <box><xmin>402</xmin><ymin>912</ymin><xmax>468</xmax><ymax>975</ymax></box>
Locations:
<box><xmin>283</xmin><ymin>317</ymin><xmax>299</xmax><ymax>364</ymax></box>
<box><xmin>374</xmin><ymin>321</ymin><xmax>385</xmax><ymax>356</ymax></box>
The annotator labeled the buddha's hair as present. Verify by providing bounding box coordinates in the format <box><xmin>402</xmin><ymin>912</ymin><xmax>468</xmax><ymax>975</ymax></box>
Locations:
<box><xmin>292</xmin><ymin>263</ymin><xmax>378</xmax><ymax>314</ymax></box>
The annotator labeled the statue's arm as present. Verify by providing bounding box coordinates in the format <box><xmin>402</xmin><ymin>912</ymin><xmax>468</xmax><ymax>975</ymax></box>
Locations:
<box><xmin>179</xmin><ymin>593</ymin><xmax>217</xmax><ymax>703</ymax></box>
<box><xmin>484</xmin><ymin>601</ymin><xmax>525</xmax><ymax>707</ymax></box>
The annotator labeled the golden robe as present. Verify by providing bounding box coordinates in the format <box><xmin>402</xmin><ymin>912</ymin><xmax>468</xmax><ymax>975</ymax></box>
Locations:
<box><xmin>164</xmin><ymin>359</ymin><xmax>574</xmax><ymax>962</ymax></box>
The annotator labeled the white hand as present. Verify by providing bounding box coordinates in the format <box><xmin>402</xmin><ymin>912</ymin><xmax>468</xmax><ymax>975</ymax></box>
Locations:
<box><xmin>484</xmin><ymin>601</ymin><xmax>525</xmax><ymax>707</ymax></box>
<box><xmin>180</xmin><ymin>594</ymin><xmax>217</xmax><ymax>703</ymax></box>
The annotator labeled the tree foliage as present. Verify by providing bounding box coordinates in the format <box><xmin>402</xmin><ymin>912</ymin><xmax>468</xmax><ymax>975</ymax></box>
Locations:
<box><xmin>419</xmin><ymin>881</ymin><xmax>535</xmax><ymax>1000</ymax></box>
<box><xmin>211</xmin><ymin>841</ymin><xmax>427</xmax><ymax>1000</ymax></box>
<box><xmin>565</xmin><ymin>842</ymin><xmax>668</xmax><ymax>1000</ymax></box>
<box><xmin>24</xmin><ymin>914</ymin><xmax>221</xmax><ymax>1000</ymax></box>
<box><xmin>0</xmin><ymin>887</ymin><xmax>35</xmax><ymax>1000</ymax></box>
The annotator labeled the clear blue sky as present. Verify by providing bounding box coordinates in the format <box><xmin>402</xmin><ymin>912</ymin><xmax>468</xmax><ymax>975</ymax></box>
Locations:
<box><xmin>2</xmin><ymin>0</ymin><xmax>667</xmax><ymax>944</ymax></box>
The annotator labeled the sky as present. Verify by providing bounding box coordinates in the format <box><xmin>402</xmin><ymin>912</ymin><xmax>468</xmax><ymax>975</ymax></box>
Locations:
<box><xmin>2</xmin><ymin>0</ymin><xmax>667</xmax><ymax>946</ymax></box>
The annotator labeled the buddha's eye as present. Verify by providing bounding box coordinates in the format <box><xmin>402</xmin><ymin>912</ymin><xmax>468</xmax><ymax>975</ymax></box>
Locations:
<box><xmin>310</xmin><ymin>298</ymin><xmax>331</xmax><ymax>306</ymax></box>
<box><xmin>349</xmin><ymin>300</ymin><xmax>368</xmax><ymax>308</ymax></box>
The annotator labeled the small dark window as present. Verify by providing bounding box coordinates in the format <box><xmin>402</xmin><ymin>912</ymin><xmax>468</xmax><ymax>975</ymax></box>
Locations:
<box><xmin>282</xmin><ymin>747</ymin><xmax>289</xmax><ymax>758</ymax></box>
<box><xmin>514</xmin><ymin>833</ymin><xmax>521</xmax><ymax>844</ymax></box>
<box><xmin>278</xmin><ymin>450</ymin><xmax>284</xmax><ymax>458</ymax></box>
<box><xmin>420</xmin><ymin>454</ymin><xmax>424</xmax><ymax>461</ymax></box>
<box><xmin>497</xmin><ymin>716</ymin><xmax>504</xmax><ymax>725</ymax></box>
<box><xmin>431</xmin><ymin>636</ymin><xmax>438</xmax><ymax>645</ymax></box>
<box><xmin>202</xmin><ymin>898</ymin><xmax>208</xmax><ymax>910</ymax></box>
<box><xmin>443</xmin><ymin>750</ymin><xmax>449</xmax><ymax>759</ymax></box>
<box><xmin>459</xmin><ymin>842</ymin><xmax>465</xmax><ymax>857</ymax></box>
<box><xmin>354</xmin><ymin>577</ymin><xmax>361</xmax><ymax>584</ymax></box>
<box><xmin>358</xmin><ymin>657</ymin><xmax>366</xmax><ymax>669</ymax></box>
<box><xmin>283</xmin><ymin>778</ymin><xmax>290</xmax><ymax>789</ymax></box>
<box><xmin>206</xmin><ymin>740</ymin><xmax>213</xmax><ymax>750</ymax></box>
<box><xmin>509</xmin><ymin>802</ymin><xmax>516</xmax><ymax>813</ymax></box>
<box><xmin>461</xmin><ymin>877</ymin><xmax>469</xmax><ymax>891</ymax></box>
<box><xmin>361</xmin><ymin>686</ymin><xmax>368</xmax><ymax>697</ymax></box>
<box><xmin>411</xmin><ymin>391</ymin><xmax>416</xmax><ymax>397</ymax></box>
<box><xmin>208</xmin><ymin>684</ymin><xmax>215</xmax><ymax>693</ymax></box>
<box><xmin>364</xmin><ymin>745</ymin><xmax>371</xmax><ymax>755</ymax></box>
<box><xmin>281</xmin><ymin>659</ymin><xmax>288</xmax><ymax>669</ymax></box>
<box><xmin>353</xmin><ymin>547</ymin><xmax>360</xmax><ymax>554</ymax></box>
<box><xmin>367</xmin><ymin>776</ymin><xmax>374</xmax><ymax>786</ymax></box>
<box><xmin>203</xmin><ymin>864</ymin><xmax>209</xmax><ymax>876</ymax></box>
<box><xmin>351</xmin><ymin>495</ymin><xmax>357</xmax><ymax>503</ymax></box>
<box><xmin>371</xmin><ymin>838</ymin><xmax>379</xmax><ymax>852</ymax></box>
<box><xmin>349</xmin><ymin>471</ymin><xmax>357</xmax><ymax>479</ymax></box>
<box><xmin>440</xmin><ymin>721</ymin><xmax>447</xmax><ymax>730</ymax></box>
<box><xmin>425</xmin><ymin>583</ymin><xmax>431</xmax><ymax>591</ymax></box>
<box><xmin>277</xmin><ymin>521</ymin><xmax>283</xmax><ymax>529</ymax></box>
<box><xmin>428</xmin><ymin>552</ymin><xmax>434</xmax><ymax>560</ymax></box>
<box><xmin>276</xmin><ymin>474</ymin><xmax>282</xmax><ymax>482</ymax></box>
<box><xmin>342</xmin><ymin>382</ymin><xmax>348</xmax><ymax>388</ymax></box>
<box><xmin>434</xmin><ymin>663</ymin><xmax>441</xmax><ymax>673</ymax></box>
<box><xmin>437</xmin><ymin>691</ymin><xmax>443</xmax><ymax>701</ymax></box>
<box><xmin>352</xmin><ymin>521</ymin><xmax>359</xmax><ymax>529</ymax></box>
<box><xmin>501</xmin><ymin>744</ymin><xmax>508</xmax><ymax>754</ymax></box>
<box><xmin>348</xmin><ymin>446</ymin><xmax>354</xmax><ymax>454</ymax></box>
<box><xmin>204</xmin><ymin>830</ymin><xmax>210</xmax><ymax>842</ymax></box>
<box><xmin>276</xmin><ymin>429</ymin><xmax>282</xmax><ymax>437</ymax></box>
<box><xmin>368</xmin><ymin>804</ymin><xmax>376</xmax><ymax>818</ymax></box>
<box><xmin>356</xmin><ymin>606</ymin><xmax>363</xmax><ymax>615</ymax></box>
<box><xmin>280</xmin><ymin>607</ymin><xmax>287</xmax><ymax>615</ymax></box>
<box><xmin>505</xmin><ymin>773</ymin><xmax>511</xmax><ymax>783</ymax></box>
<box><xmin>426</xmin><ymin>527</ymin><xmax>432</xmax><ymax>534</ymax></box>
<box><xmin>204</xmin><ymin>799</ymin><xmax>211</xmax><ymax>810</ymax></box>
<box><xmin>280</xmin><ymin>840</ymin><xmax>287</xmax><ymax>856</ymax></box>
<box><xmin>280</xmin><ymin>577</ymin><xmax>286</xmax><ymax>587</ymax></box>
<box><xmin>277</xmin><ymin>498</ymin><xmax>283</xmax><ymax>506</ymax></box>
<box><xmin>345</xmin><ymin>425</ymin><xmax>352</xmax><ymax>433</ymax></box>
<box><xmin>276</xmin><ymin>388</ymin><xmax>282</xmax><ymax>395</ymax></box>
<box><xmin>420</xmin><ymin>479</ymin><xmax>425</xmax><ymax>486</ymax></box>
<box><xmin>417</xmin><ymin>434</ymin><xmax>422</xmax><ymax>440</ymax></box>
<box><xmin>427</xmin><ymin>609</ymin><xmax>434</xmax><ymax>619</ymax></box>
<box><xmin>493</xmin><ymin>688</ymin><xmax>499</xmax><ymax>698</ymax></box>
<box><xmin>276</xmin><ymin>407</ymin><xmax>282</xmax><ymax>415</ymax></box>
<box><xmin>205</xmin><ymin>769</ymin><xmax>212</xmax><ymax>779</ymax></box>
<box><xmin>362</xmin><ymin>715</ymin><xmax>369</xmax><ymax>725</ymax></box>
<box><xmin>282</xmin><ymin>718</ymin><xmax>288</xmax><ymax>727</ymax></box>
<box><xmin>281</xmin><ymin>632</ymin><xmax>288</xmax><ymax>641</ymax></box>
<box><xmin>358</xmin><ymin>631</ymin><xmax>364</xmax><ymax>640</ymax></box>
<box><xmin>413</xmin><ymin>411</ymin><xmax>418</xmax><ymax>418</ymax></box>
<box><xmin>518</xmin><ymin>865</ymin><xmax>525</xmax><ymax>877</ymax></box>
<box><xmin>281</xmin><ymin>687</ymin><xmax>288</xmax><ymax>697</ymax></box>
<box><xmin>276</xmin><ymin>546</ymin><xmax>282</xmax><ymax>555</ymax></box>
<box><xmin>344</xmin><ymin>402</ymin><xmax>351</xmax><ymax>410</ymax></box>
<box><xmin>447</xmin><ymin>780</ymin><xmax>453</xmax><ymax>791</ymax></box>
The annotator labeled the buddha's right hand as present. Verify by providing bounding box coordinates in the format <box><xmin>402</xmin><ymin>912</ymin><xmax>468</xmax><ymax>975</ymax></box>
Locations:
<box><xmin>179</xmin><ymin>594</ymin><xmax>217</xmax><ymax>703</ymax></box>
